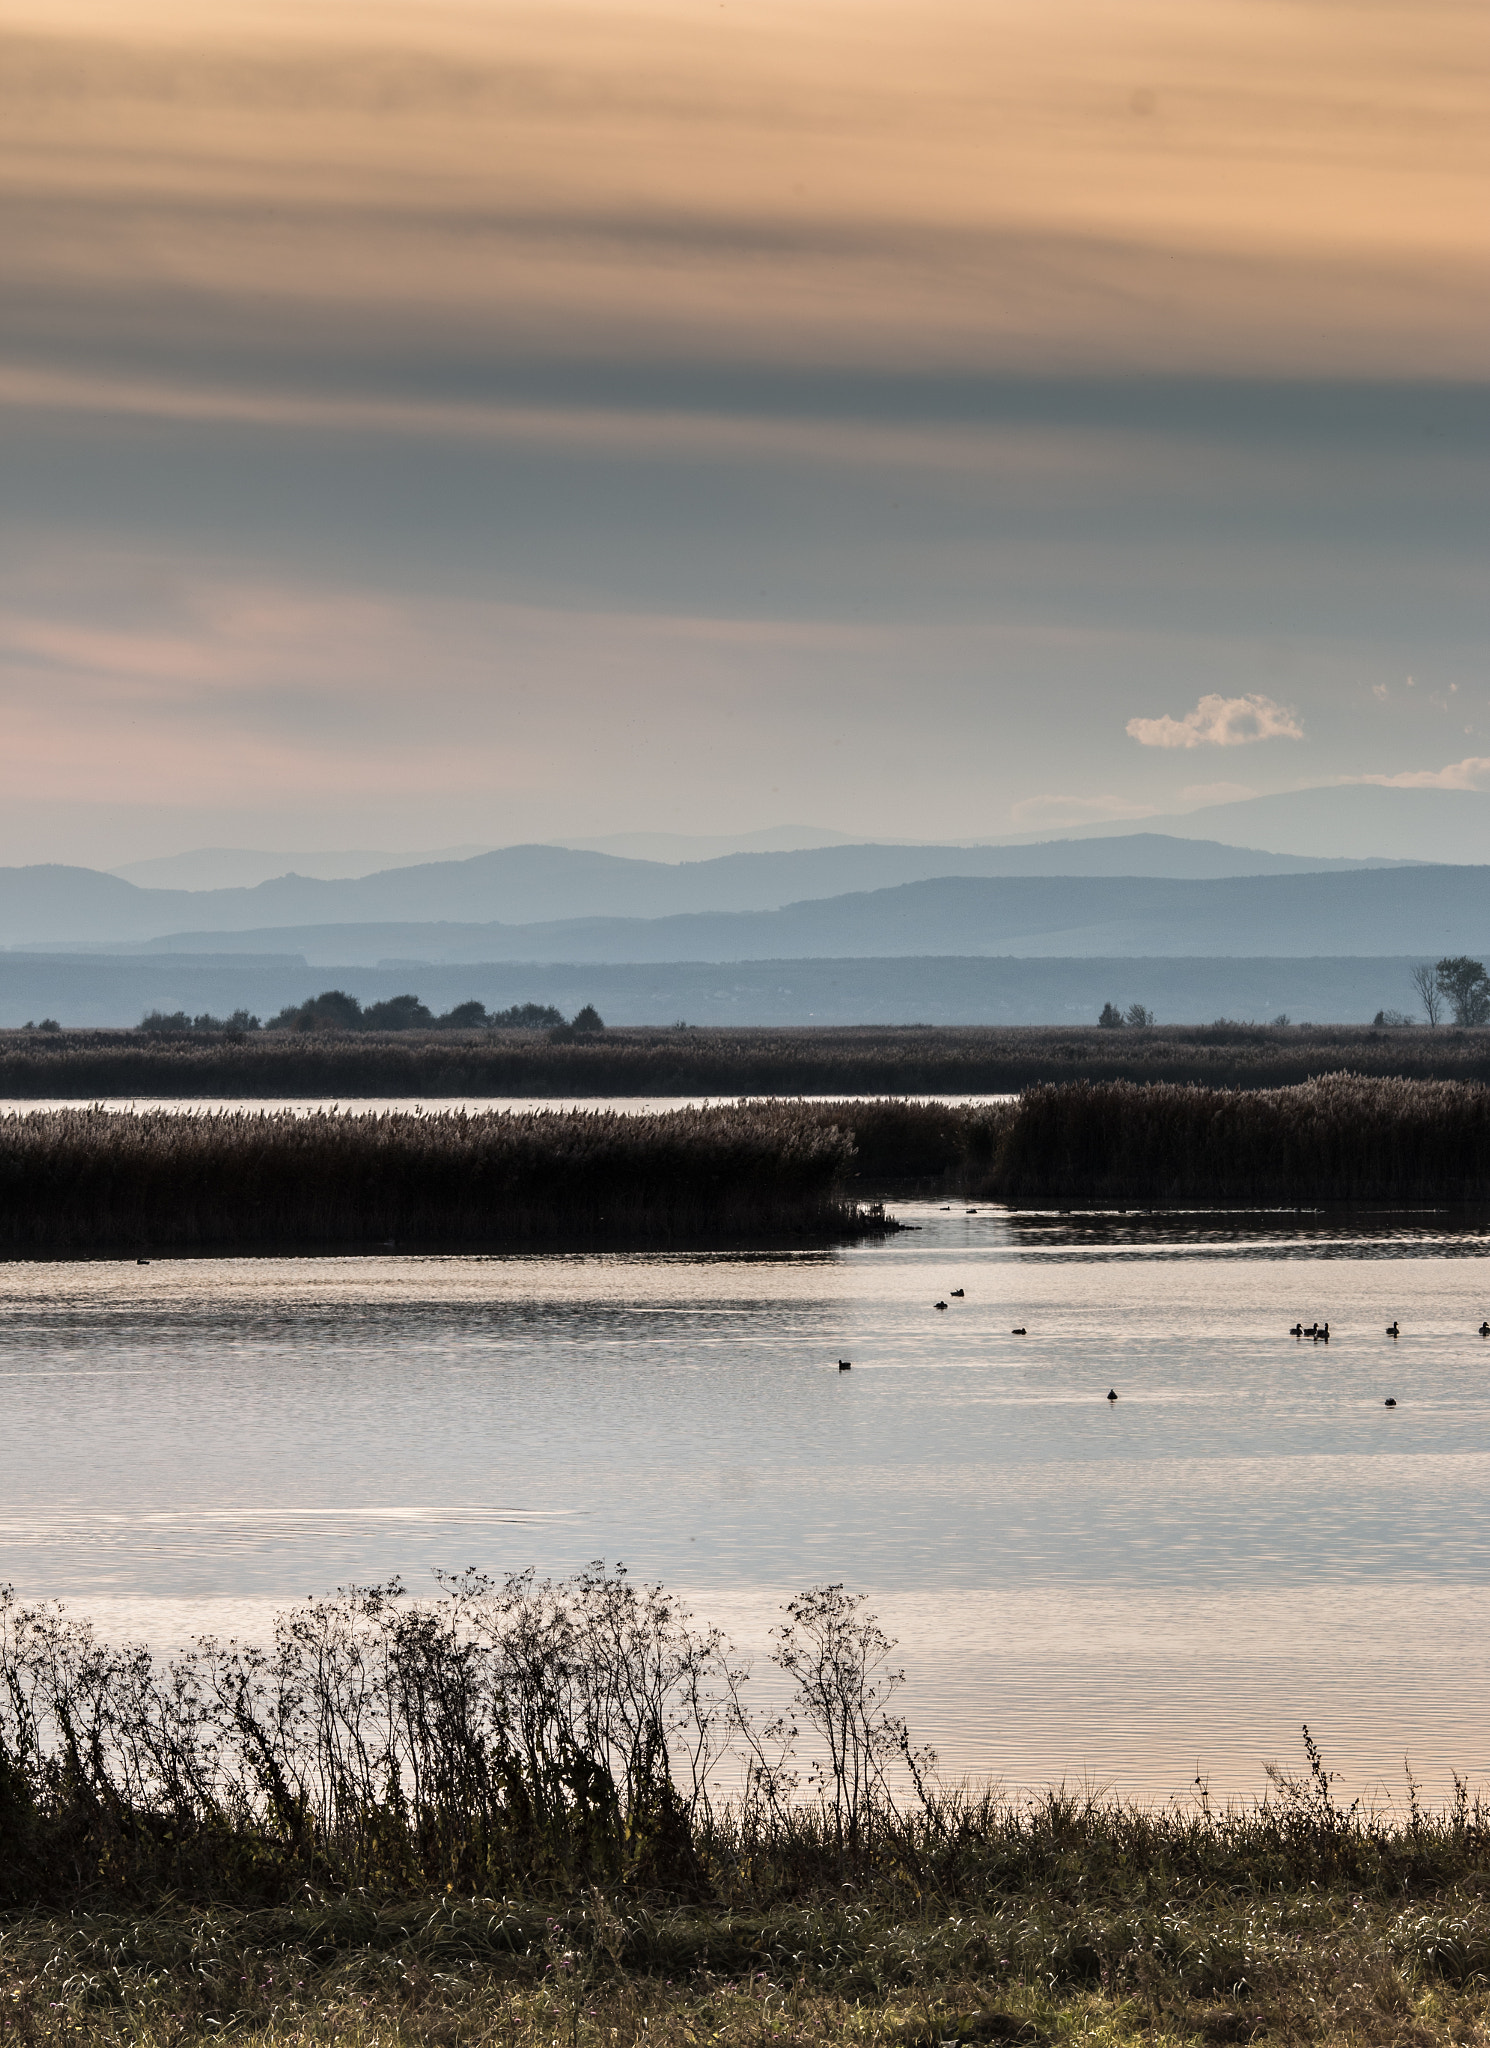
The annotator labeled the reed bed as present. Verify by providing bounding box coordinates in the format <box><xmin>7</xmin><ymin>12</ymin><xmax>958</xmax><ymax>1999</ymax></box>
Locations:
<box><xmin>3</xmin><ymin>1578</ymin><xmax>1490</xmax><ymax>2046</ymax></box>
<box><xmin>2</xmin><ymin>1078</ymin><xmax>1488</xmax><ymax>1253</ymax></box>
<box><xmin>5</xmin><ymin>1021</ymin><xmax>1490</xmax><ymax>1098</ymax></box>
<box><xmin>0</xmin><ymin>1103</ymin><xmax>884</xmax><ymax>1255</ymax></box>
<box><xmin>985</xmin><ymin>1072</ymin><xmax>1490</xmax><ymax>1206</ymax></box>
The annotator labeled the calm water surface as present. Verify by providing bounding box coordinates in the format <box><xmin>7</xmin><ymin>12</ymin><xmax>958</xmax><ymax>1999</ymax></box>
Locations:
<box><xmin>4</xmin><ymin>1203</ymin><xmax>1489</xmax><ymax>1801</ymax></box>
<box><xmin>0</xmin><ymin>1095</ymin><xmax>1012</xmax><ymax>1116</ymax></box>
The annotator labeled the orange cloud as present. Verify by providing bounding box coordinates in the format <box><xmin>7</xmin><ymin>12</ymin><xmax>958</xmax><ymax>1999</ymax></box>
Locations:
<box><xmin>2</xmin><ymin>0</ymin><xmax>1485</xmax><ymax>387</ymax></box>
<box><xmin>1127</xmin><ymin>694</ymin><xmax>1304</xmax><ymax>749</ymax></box>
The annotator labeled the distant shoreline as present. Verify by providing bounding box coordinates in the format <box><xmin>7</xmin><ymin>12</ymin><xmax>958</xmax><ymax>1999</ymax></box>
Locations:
<box><xmin>4</xmin><ymin>1019</ymin><xmax>1490</xmax><ymax>1099</ymax></box>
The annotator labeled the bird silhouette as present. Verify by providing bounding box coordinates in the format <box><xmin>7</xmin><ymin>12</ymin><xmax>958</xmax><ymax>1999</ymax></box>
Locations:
<box><xmin>1387</xmin><ymin>1322</ymin><xmax>1399</xmax><ymax>1337</ymax></box>
<box><xmin>950</xmin><ymin>1288</ymin><xmax>965</xmax><ymax>1298</ymax></box>
<box><xmin>1480</xmin><ymin>1322</ymin><xmax>1489</xmax><ymax>1338</ymax></box>
<box><xmin>1385</xmin><ymin>1397</ymin><xmax>1397</xmax><ymax>1408</ymax></box>
<box><xmin>1106</xmin><ymin>1388</ymin><xmax>1118</xmax><ymax>1402</ymax></box>
<box><xmin>1011</xmin><ymin>1326</ymin><xmax>1027</xmax><ymax>1335</ymax></box>
<box><xmin>1290</xmin><ymin>1323</ymin><xmax>1303</xmax><ymax>1337</ymax></box>
<box><xmin>838</xmin><ymin>1359</ymin><xmax>852</xmax><ymax>1371</ymax></box>
<box><xmin>934</xmin><ymin>1300</ymin><xmax>948</xmax><ymax>1310</ymax></box>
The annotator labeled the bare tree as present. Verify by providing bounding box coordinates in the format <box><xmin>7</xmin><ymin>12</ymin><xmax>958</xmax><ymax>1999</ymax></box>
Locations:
<box><xmin>1410</xmin><ymin>963</ymin><xmax>1443</xmax><ymax>1026</ymax></box>
<box><xmin>1125</xmin><ymin>1003</ymin><xmax>1155</xmax><ymax>1027</ymax></box>
<box><xmin>771</xmin><ymin>1584</ymin><xmax>934</xmax><ymax>1847</ymax></box>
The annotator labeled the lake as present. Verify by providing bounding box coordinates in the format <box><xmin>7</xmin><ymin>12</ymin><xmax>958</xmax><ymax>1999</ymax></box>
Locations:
<box><xmin>4</xmin><ymin>1200</ymin><xmax>1489</xmax><ymax>1806</ymax></box>
<box><xmin>0</xmin><ymin>1094</ymin><xmax>1013</xmax><ymax>1116</ymax></box>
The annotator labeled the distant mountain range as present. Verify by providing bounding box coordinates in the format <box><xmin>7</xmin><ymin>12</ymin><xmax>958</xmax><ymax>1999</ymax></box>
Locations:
<box><xmin>108</xmin><ymin>824</ymin><xmax>862</xmax><ymax>890</ymax></box>
<box><xmin>110</xmin><ymin>845</ymin><xmax>497</xmax><ymax>890</ymax></box>
<box><xmin>1038</xmin><ymin>785</ymin><xmax>1490</xmax><ymax>864</ymax></box>
<box><xmin>0</xmin><ymin>835</ymin><xmax>1412</xmax><ymax>952</ymax></box>
<box><xmin>47</xmin><ymin>866</ymin><xmax>1490</xmax><ymax>966</ymax></box>
<box><xmin>96</xmin><ymin>786</ymin><xmax>1490</xmax><ymax>898</ymax></box>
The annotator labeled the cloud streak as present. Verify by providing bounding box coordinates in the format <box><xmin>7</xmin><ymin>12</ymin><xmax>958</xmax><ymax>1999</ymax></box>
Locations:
<box><xmin>1351</xmin><ymin>758</ymin><xmax>1490</xmax><ymax>791</ymax></box>
<box><xmin>1126</xmin><ymin>693</ymin><xmax>1304</xmax><ymax>750</ymax></box>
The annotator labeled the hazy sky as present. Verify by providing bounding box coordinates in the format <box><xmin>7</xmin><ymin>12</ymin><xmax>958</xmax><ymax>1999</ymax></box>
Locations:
<box><xmin>2</xmin><ymin>0</ymin><xmax>1486</xmax><ymax>864</ymax></box>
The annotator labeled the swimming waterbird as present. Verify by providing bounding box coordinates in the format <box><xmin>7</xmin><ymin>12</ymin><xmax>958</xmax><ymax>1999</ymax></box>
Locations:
<box><xmin>1106</xmin><ymin>1388</ymin><xmax>1118</xmax><ymax>1401</ymax></box>
<box><xmin>838</xmin><ymin>1359</ymin><xmax>852</xmax><ymax>1371</ymax></box>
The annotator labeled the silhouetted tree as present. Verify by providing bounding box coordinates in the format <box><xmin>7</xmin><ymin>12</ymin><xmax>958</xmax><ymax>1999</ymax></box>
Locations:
<box><xmin>1436</xmin><ymin>956</ymin><xmax>1490</xmax><ymax>1027</ymax></box>
<box><xmin>1124</xmin><ymin>1003</ymin><xmax>1155</xmax><ymax>1027</ymax></box>
<box><xmin>267</xmin><ymin>989</ymin><xmax>364</xmax><ymax>1031</ymax></box>
<box><xmin>489</xmin><ymin>1002</ymin><xmax>565</xmax><ymax>1028</ymax></box>
<box><xmin>363</xmin><ymin>993</ymin><xmax>434</xmax><ymax>1031</ymax></box>
<box><xmin>1098</xmin><ymin>1002</ymin><xmax>1124</xmax><ymax>1028</ymax></box>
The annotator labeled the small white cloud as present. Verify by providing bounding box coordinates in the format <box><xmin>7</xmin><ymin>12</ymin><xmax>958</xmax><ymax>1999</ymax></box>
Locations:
<box><xmin>1126</xmin><ymin>692</ymin><xmax>1305</xmax><ymax>750</ymax></box>
<box><xmin>1179</xmin><ymin>780</ymin><xmax>1256</xmax><ymax>806</ymax></box>
<box><xmin>1350</xmin><ymin>757</ymin><xmax>1490</xmax><ymax>790</ymax></box>
<box><xmin>1372</xmin><ymin>683</ymin><xmax>1389</xmax><ymax>702</ymax></box>
<box><xmin>1010</xmin><ymin>793</ymin><xmax>1157</xmax><ymax>831</ymax></box>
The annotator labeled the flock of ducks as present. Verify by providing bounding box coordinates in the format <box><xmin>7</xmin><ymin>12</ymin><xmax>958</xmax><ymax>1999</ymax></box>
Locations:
<box><xmin>837</xmin><ymin>1296</ymin><xmax>1490</xmax><ymax>1407</ymax></box>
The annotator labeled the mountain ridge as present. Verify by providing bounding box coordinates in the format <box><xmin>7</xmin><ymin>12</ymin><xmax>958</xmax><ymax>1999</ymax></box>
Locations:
<box><xmin>0</xmin><ymin>835</ymin><xmax>1416</xmax><ymax>950</ymax></box>
<box><xmin>45</xmin><ymin>866</ymin><xmax>1490</xmax><ymax>966</ymax></box>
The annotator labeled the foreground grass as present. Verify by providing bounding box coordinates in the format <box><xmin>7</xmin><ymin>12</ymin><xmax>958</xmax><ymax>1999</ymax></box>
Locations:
<box><xmin>5</xmin><ymin>1887</ymin><xmax>1490</xmax><ymax>2046</ymax></box>
<box><xmin>5</xmin><ymin>1577</ymin><xmax>1490</xmax><ymax>2042</ymax></box>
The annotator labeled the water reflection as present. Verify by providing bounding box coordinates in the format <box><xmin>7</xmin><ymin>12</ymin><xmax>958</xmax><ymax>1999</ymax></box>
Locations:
<box><xmin>3</xmin><ymin>1203</ymin><xmax>1488</xmax><ymax>1801</ymax></box>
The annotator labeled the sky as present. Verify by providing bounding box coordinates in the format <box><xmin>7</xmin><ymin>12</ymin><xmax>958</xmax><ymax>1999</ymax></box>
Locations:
<box><xmin>2</xmin><ymin>0</ymin><xmax>1487</xmax><ymax>866</ymax></box>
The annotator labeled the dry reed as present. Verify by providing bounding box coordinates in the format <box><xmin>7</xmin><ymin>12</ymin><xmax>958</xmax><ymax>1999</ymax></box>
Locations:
<box><xmin>985</xmin><ymin>1072</ymin><xmax>1490</xmax><ymax>1205</ymax></box>
<box><xmin>0</xmin><ymin>1103</ymin><xmax>882</xmax><ymax>1254</ymax></box>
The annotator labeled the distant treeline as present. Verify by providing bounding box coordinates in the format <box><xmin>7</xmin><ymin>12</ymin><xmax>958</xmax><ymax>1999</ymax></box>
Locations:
<box><xmin>137</xmin><ymin>992</ymin><xmax>593</xmax><ymax>1035</ymax></box>
<box><xmin>0</xmin><ymin>1102</ymin><xmax>893</xmax><ymax>1255</ymax></box>
<box><xmin>6</xmin><ymin>1021</ymin><xmax>1490</xmax><ymax>1098</ymax></box>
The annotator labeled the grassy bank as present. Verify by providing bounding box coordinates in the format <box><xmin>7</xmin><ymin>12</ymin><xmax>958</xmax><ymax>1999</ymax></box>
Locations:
<box><xmin>6</xmin><ymin>1020</ymin><xmax>1490</xmax><ymax>1097</ymax></box>
<box><xmin>3</xmin><ymin>1578</ymin><xmax>1489</xmax><ymax>2044</ymax></box>
<box><xmin>7</xmin><ymin>1880</ymin><xmax>1490</xmax><ymax>2045</ymax></box>
<box><xmin>0</xmin><ymin>1103</ymin><xmax>892</xmax><ymax>1255</ymax></box>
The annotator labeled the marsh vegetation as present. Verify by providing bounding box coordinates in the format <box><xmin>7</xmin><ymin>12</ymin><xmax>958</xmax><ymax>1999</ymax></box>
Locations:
<box><xmin>7</xmin><ymin>1020</ymin><xmax>1490</xmax><ymax>1100</ymax></box>
<box><xmin>3</xmin><ymin>1576</ymin><xmax>1490</xmax><ymax>2045</ymax></box>
<box><xmin>0</xmin><ymin>1102</ymin><xmax>894</xmax><ymax>1255</ymax></box>
<box><xmin>3</xmin><ymin>1077</ymin><xmax>1490</xmax><ymax>1252</ymax></box>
